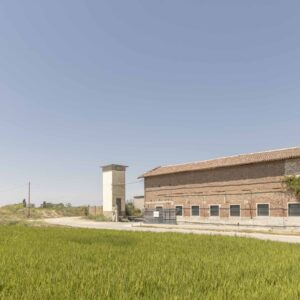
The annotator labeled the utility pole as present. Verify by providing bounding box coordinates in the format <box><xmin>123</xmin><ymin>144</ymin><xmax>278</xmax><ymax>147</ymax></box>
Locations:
<box><xmin>28</xmin><ymin>181</ymin><xmax>31</xmax><ymax>218</ymax></box>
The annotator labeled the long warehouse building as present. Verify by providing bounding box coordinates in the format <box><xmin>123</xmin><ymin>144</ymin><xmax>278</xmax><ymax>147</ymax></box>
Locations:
<box><xmin>140</xmin><ymin>147</ymin><xmax>300</xmax><ymax>224</ymax></box>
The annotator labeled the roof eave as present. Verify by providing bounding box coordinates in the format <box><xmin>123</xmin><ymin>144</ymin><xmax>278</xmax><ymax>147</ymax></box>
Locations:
<box><xmin>141</xmin><ymin>157</ymin><xmax>298</xmax><ymax>178</ymax></box>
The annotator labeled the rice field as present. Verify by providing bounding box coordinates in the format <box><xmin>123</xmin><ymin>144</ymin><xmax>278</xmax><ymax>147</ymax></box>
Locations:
<box><xmin>1</xmin><ymin>226</ymin><xmax>300</xmax><ymax>299</ymax></box>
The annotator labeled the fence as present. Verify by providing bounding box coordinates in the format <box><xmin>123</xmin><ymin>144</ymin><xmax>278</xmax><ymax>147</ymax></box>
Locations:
<box><xmin>144</xmin><ymin>208</ymin><xmax>176</xmax><ymax>224</ymax></box>
<box><xmin>88</xmin><ymin>206</ymin><xmax>103</xmax><ymax>217</ymax></box>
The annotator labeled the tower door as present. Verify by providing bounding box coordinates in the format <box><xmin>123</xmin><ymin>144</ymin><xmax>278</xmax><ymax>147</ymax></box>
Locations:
<box><xmin>116</xmin><ymin>198</ymin><xmax>122</xmax><ymax>215</ymax></box>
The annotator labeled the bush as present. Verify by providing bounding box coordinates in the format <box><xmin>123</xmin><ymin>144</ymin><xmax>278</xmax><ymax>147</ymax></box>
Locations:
<box><xmin>125</xmin><ymin>203</ymin><xmax>141</xmax><ymax>216</ymax></box>
<box><xmin>40</xmin><ymin>202</ymin><xmax>65</xmax><ymax>209</ymax></box>
<box><xmin>283</xmin><ymin>176</ymin><xmax>300</xmax><ymax>196</ymax></box>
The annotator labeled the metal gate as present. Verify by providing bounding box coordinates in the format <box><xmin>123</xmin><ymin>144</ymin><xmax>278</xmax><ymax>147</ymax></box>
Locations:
<box><xmin>144</xmin><ymin>208</ymin><xmax>176</xmax><ymax>224</ymax></box>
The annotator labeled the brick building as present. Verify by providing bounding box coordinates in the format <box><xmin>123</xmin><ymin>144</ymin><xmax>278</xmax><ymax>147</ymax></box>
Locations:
<box><xmin>139</xmin><ymin>147</ymin><xmax>300</xmax><ymax>225</ymax></box>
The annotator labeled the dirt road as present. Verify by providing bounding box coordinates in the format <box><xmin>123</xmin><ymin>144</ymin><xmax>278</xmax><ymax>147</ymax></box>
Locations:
<box><xmin>43</xmin><ymin>217</ymin><xmax>300</xmax><ymax>244</ymax></box>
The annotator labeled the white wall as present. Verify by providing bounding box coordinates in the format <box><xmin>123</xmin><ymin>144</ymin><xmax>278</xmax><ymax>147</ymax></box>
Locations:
<box><xmin>103</xmin><ymin>170</ymin><xmax>113</xmax><ymax>212</ymax></box>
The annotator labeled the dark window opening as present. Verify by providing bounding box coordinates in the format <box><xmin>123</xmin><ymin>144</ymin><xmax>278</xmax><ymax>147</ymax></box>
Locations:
<box><xmin>288</xmin><ymin>203</ymin><xmax>300</xmax><ymax>217</ymax></box>
<box><xmin>230</xmin><ymin>205</ymin><xmax>240</xmax><ymax>217</ymax></box>
<box><xmin>210</xmin><ymin>205</ymin><xmax>219</xmax><ymax>217</ymax></box>
<box><xmin>116</xmin><ymin>198</ymin><xmax>122</xmax><ymax>215</ymax></box>
<box><xmin>175</xmin><ymin>206</ymin><xmax>183</xmax><ymax>216</ymax></box>
<box><xmin>191</xmin><ymin>206</ymin><xmax>200</xmax><ymax>216</ymax></box>
<box><xmin>257</xmin><ymin>204</ymin><xmax>269</xmax><ymax>216</ymax></box>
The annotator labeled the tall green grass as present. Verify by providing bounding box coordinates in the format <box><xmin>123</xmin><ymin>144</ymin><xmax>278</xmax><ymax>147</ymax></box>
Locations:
<box><xmin>0</xmin><ymin>226</ymin><xmax>300</xmax><ymax>299</ymax></box>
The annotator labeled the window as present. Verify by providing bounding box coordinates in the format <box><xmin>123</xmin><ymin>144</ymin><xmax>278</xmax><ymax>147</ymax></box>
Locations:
<box><xmin>288</xmin><ymin>203</ymin><xmax>300</xmax><ymax>216</ymax></box>
<box><xmin>257</xmin><ymin>204</ymin><xmax>269</xmax><ymax>216</ymax></box>
<box><xmin>175</xmin><ymin>206</ymin><xmax>183</xmax><ymax>216</ymax></box>
<box><xmin>155</xmin><ymin>206</ymin><xmax>163</xmax><ymax>211</ymax></box>
<box><xmin>210</xmin><ymin>205</ymin><xmax>219</xmax><ymax>217</ymax></box>
<box><xmin>191</xmin><ymin>206</ymin><xmax>200</xmax><ymax>216</ymax></box>
<box><xmin>230</xmin><ymin>205</ymin><xmax>240</xmax><ymax>217</ymax></box>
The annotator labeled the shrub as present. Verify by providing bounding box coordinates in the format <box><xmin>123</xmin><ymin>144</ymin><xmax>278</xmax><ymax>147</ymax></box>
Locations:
<box><xmin>125</xmin><ymin>203</ymin><xmax>141</xmax><ymax>216</ymax></box>
<box><xmin>283</xmin><ymin>175</ymin><xmax>300</xmax><ymax>196</ymax></box>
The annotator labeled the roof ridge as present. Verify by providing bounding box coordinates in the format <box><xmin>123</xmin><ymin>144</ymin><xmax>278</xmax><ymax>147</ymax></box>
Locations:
<box><xmin>139</xmin><ymin>146</ymin><xmax>300</xmax><ymax>178</ymax></box>
<box><xmin>155</xmin><ymin>147</ymin><xmax>300</xmax><ymax>170</ymax></box>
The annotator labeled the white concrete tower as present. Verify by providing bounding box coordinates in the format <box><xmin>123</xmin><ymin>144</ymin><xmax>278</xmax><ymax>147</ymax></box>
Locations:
<box><xmin>102</xmin><ymin>164</ymin><xmax>127</xmax><ymax>217</ymax></box>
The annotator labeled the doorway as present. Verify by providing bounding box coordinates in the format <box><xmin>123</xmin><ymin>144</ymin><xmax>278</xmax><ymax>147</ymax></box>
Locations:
<box><xmin>116</xmin><ymin>198</ymin><xmax>122</xmax><ymax>216</ymax></box>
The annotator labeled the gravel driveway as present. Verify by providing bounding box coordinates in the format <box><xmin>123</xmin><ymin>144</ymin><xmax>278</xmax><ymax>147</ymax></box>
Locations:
<box><xmin>43</xmin><ymin>217</ymin><xmax>300</xmax><ymax>244</ymax></box>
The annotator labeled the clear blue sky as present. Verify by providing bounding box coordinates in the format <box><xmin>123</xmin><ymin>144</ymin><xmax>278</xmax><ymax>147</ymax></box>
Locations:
<box><xmin>0</xmin><ymin>1</ymin><xmax>299</xmax><ymax>206</ymax></box>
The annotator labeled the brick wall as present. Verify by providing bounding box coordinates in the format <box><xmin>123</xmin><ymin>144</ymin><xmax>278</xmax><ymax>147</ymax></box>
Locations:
<box><xmin>144</xmin><ymin>159</ymin><xmax>300</xmax><ymax>219</ymax></box>
<box><xmin>285</xmin><ymin>158</ymin><xmax>300</xmax><ymax>175</ymax></box>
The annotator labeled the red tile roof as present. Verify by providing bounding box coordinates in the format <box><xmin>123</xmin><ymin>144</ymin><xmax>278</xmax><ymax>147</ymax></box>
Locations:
<box><xmin>140</xmin><ymin>147</ymin><xmax>300</xmax><ymax>178</ymax></box>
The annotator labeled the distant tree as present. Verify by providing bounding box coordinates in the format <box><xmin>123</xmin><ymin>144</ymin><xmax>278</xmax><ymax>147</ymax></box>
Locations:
<box><xmin>22</xmin><ymin>199</ymin><xmax>27</xmax><ymax>208</ymax></box>
<box><xmin>125</xmin><ymin>203</ymin><xmax>134</xmax><ymax>216</ymax></box>
<box><xmin>84</xmin><ymin>207</ymin><xmax>89</xmax><ymax>216</ymax></box>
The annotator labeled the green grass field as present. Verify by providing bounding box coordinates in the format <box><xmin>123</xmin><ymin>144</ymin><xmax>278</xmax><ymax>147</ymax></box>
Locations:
<box><xmin>1</xmin><ymin>226</ymin><xmax>300</xmax><ymax>299</ymax></box>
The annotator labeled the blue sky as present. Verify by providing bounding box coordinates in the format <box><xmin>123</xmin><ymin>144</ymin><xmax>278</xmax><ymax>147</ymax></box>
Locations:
<box><xmin>0</xmin><ymin>1</ymin><xmax>300</xmax><ymax>206</ymax></box>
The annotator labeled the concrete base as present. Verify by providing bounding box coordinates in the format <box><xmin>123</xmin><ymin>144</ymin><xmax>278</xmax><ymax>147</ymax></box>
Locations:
<box><xmin>103</xmin><ymin>211</ymin><xmax>113</xmax><ymax>217</ymax></box>
<box><xmin>177</xmin><ymin>216</ymin><xmax>300</xmax><ymax>228</ymax></box>
<box><xmin>103</xmin><ymin>211</ymin><xmax>126</xmax><ymax>221</ymax></box>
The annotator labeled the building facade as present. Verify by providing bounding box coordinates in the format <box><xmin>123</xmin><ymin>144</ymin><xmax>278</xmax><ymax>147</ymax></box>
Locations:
<box><xmin>140</xmin><ymin>148</ymin><xmax>300</xmax><ymax>225</ymax></box>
